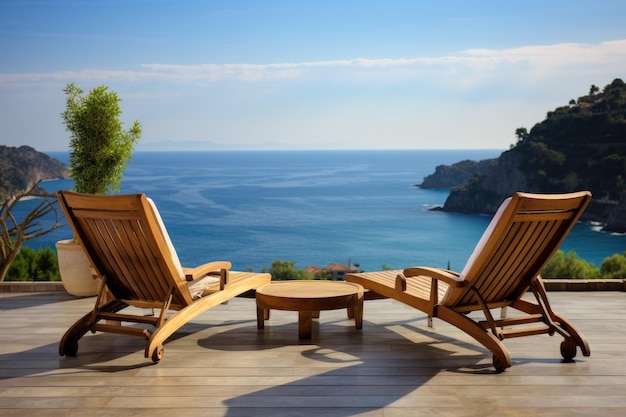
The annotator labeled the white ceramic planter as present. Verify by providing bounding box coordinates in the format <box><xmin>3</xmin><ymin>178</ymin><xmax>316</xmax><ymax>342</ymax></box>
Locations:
<box><xmin>55</xmin><ymin>239</ymin><xmax>100</xmax><ymax>297</ymax></box>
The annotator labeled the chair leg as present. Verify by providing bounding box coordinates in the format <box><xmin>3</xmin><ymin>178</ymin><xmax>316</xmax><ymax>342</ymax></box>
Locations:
<box><xmin>436</xmin><ymin>306</ymin><xmax>512</xmax><ymax>372</ymax></box>
<box><xmin>59</xmin><ymin>312</ymin><xmax>92</xmax><ymax>357</ymax></box>
<box><xmin>144</xmin><ymin>287</ymin><xmax>237</xmax><ymax>361</ymax></box>
<box><xmin>527</xmin><ymin>278</ymin><xmax>591</xmax><ymax>358</ymax></box>
<box><xmin>59</xmin><ymin>299</ymin><xmax>127</xmax><ymax>357</ymax></box>
<box><xmin>548</xmin><ymin>311</ymin><xmax>591</xmax><ymax>358</ymax></box>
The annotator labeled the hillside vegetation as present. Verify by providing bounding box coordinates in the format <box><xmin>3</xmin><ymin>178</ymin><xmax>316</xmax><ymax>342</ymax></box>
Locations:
<box><xmin>440</xmin><ymin>78</ymin><xmax>626</xmax><ymax>232</ymax></box>
<box><xmin>0</xmin><ymin>145</ymin><xmax>70</xmax><ymax>200</ymax></box>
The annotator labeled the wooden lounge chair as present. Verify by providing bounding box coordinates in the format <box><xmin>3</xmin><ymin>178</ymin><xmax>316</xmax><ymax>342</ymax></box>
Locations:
<box><xmin>57</xmin><ymin>191</ymin><xmax>271</xmax><ymax>362</ymax></box>
<box><xmin>347</xmin><ymin>191</ymin><xmax>592</xmax><ymax>372</ymax></box>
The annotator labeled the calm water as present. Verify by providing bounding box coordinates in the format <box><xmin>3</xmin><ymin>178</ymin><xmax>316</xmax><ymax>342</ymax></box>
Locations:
<box><xmin>23</xmin><ymin>150</ymin><xmax>625</xmax><ymax>272</ymax></box>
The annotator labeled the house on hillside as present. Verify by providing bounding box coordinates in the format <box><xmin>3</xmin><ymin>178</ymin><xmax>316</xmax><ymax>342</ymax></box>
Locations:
<box><xmin>304</xmin><ymin>266</ymin><xmax>322</xmax><ymax>275</ymax></box>
<box><xmin>325</xmin><ymin>263</ymin><xmax>357</xmax><ymax>280</ymax></box>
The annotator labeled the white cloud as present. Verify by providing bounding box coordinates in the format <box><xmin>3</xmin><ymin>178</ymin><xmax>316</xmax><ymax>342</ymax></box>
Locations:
<box><xmin>3</xmin><ymin>39</ymin><xmax>625</xmax><ymax>151</ymax></box>
<box><xmin>461</xmin><ymin>39</ymin><xmax>626</xmax><ymax>76</ymax></box>
<box><xmin>2</xmin><ymin>40</ymin><xmax>625</xmax><ymax>88</ymax></box>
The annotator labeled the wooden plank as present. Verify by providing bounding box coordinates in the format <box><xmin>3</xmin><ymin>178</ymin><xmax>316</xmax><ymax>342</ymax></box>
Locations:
<box><xmin>0</xmin><ymin>291</ymin><xmax>625</xmax><ymax>416</ymax></box>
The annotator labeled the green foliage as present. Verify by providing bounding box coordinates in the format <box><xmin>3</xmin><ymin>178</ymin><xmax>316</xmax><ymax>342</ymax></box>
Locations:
<box><xmin>269</xmin><ymin>260</ymin><xmax>314</xmax><ymax>281</ymax></box>
<box><xmin>420</xmin><ymin>158</ymin><xmax>497</xmax><ymax>189</ymax></box>
<box><xmin>543</xmin><ymin>251</ymin><xmax>598</xmax><ymax>279</ymax></box>
<box><xmin>313</xmin><ymin>270</ymin><xmax>333</xmax><ymax>280</ymax></box>
<box><xmin>541</xmin><ymin>250</ymin><xmax>601</xmax><ymax>279</ymax></box>
<box><xmin>6</xmin><ymin>246</ymin><xmax>60</xmax><ymax>281</ymax></box>
<box><xmin>600</xmin><ymin>251</ymin><xmax>626</xmax><ymax>278</ymax></box>
<box><xmin>0</xmin><ymin>145</ymin><xmax>70</xmax><ymax>201</ymax></box>
<box><xmin>0</xmin><ymin>182</ymin><xmax>62</xmax><ymax>281</ymax></box>
<box><xmin>33</xmin><ymin>247</ymin><xmax>60</xmax><ymax>281</ymax></box>
<box><xmin>6</xmin><ymin>247</ymin><xmax>33</xmax><ymax>281</ymax></box>
<box><xmin>451</xmin><ymin>78</ymin><xmax>626</xmax><ymax>209</ymax></box>
<box><xmin>62</xmin><ymin>83</ymin><xmax>141</xmax><ymax>195</ymax></box>
<box><xmin>542</xmin><ymin>250</ymin><xmax>626</xmax><ymax>279</ymax></box>
<box><xmin>515</xmin><ymin>78</ymin><xmax>626</xmax><ymax>198</ymax></box>
<box><xmin>515</xmin><ymin>127</ymin><xmax>529</xmax><ymax>143</ymax></box>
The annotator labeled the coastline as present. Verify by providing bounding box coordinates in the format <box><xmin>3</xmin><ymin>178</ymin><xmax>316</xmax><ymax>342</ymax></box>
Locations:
<box><xmin>2</xmin><ymin>279</ymin><xmax>624</xmax><ymax>293</ymax></box>
<box><xmin>22</xmin><ymin>149</ymin><xmax>626</xmax><ymax>271</ymax></box>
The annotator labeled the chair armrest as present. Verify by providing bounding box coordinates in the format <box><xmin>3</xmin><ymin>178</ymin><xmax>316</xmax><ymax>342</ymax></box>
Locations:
<box><xmin>403</xmin><ymin>266</ymin><xmax>466</xmax><ymax>287</ymax></box>
<box><xmin>184</xmin><ymin>261</ymin><xmax>232</xmax><ymax>280</ymax></box>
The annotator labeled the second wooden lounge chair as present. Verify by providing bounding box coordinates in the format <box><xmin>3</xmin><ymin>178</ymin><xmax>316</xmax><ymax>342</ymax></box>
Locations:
<box><xmin>57</xmin><ymin>191</ymin><xmax>271</xmax><ymax>362</ymax></box>
<box><xmin>347</xmin><ymin>191</ymin><xmax>592</xmax><ymax>372</ymax></box>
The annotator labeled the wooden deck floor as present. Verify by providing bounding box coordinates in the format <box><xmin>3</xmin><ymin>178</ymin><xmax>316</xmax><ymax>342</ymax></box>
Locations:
<box><xmin>0</xmin><ymin>290</ymin><xmax>625</xmax><ymax>416</ymax></box>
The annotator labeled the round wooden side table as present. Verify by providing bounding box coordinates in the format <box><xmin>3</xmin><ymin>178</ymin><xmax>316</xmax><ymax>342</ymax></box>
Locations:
<box><xmin>255</xmin><ymin>280</ymin><xmax>364</xmax><ymax>339</ymax></box>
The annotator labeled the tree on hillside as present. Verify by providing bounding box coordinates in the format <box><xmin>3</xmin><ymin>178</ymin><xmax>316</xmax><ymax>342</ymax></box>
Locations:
<box><xmin>0</xmin><ymin>182</ymin><xmax>62</xmax><ymax>281</ymax></box>
<box><xmin>514</xmin><ymin>127</ymin><xmax>528</xmax><ymax>144</ymax></box>
<box><xmin>269</xmin><ymin>260</ymin><xmax>314</xmax><ymax>280</ymax></box>
<box><xmin>445</xmin><ymin>78</ymin><xmax>626</xmax><ymax>218</ymax></box>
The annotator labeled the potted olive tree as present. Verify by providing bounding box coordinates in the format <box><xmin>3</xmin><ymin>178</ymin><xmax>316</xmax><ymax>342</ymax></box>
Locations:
<box><xmin>56</xmin><ymin>83</ymin><xmax>141</xmax><ymax>296</ymax></box>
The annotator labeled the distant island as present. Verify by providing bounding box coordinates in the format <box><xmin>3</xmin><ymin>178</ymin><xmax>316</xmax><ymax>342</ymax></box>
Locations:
<box><xmin>0</xmin><ymin>145</ymin><xmax>70</xmax><ymax>200</ymax></box>
<box><xmin>420</xmin><ymin>78</ymin><xmax>626</xmax><ymax>233</ymax></box>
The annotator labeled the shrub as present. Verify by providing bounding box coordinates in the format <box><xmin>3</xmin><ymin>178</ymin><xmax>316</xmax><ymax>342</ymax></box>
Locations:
<box><xmin>541</xmin><ymin>250</ymin><xmax>601</xmax><ymax>279</ymax></box>
<box><xmin>33</xmin><ymin>247</ymin><xmax>60</xmax><ymax>281</ymax></box>
<box><xmin>600</xmin><ymin>251</ymin><xmax>626</xmax><ymax>278</ymax></box>
<box><xmin>269</xmin><ymin>260</ymin><xmax>314</xmax><ymax>281</ymax></box>
<box><xmin>6</xmin><ymin>247</ymin><xmax>60</xmax><ymax>281</ymax></box>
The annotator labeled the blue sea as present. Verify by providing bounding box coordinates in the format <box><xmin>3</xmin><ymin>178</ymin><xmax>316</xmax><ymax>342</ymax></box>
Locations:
<box><xmin>23</xmin><ymin>150</ymin><xmax>625</xmax><ymax>272</ymax></box>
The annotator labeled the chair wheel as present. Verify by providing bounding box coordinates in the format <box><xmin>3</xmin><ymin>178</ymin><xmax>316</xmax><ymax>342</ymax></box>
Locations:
<box><xmin>560</xmin><ymin>339</ymin><xmax>577</xmax><ymax>361</ymax></box>
<box><xmin>151</xmin><ymin>345</ymin><xmax>164</xmax><ymax>363</ymax></box>
<box><xmin>492</xmin><ymin>355</ymin><xmax>508</xmax><ymax>373</ymax></box>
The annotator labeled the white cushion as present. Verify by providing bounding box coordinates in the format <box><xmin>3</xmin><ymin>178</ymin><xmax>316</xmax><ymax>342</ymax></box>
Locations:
<box><xmin>187</xmin><ymin>274</ymin><xmax>220</xmax><ymax>299</ymax></box>
<box><xmin>146</xmin><ymin>198</ymin><xmax>220</xmax><ymax>298</ymax></box>
<box><xmin>460</xmin><ymin>197</ymin><xmax>512</xmax><ymax>280</ymax></box>
<box><xmin>147</xmin><ymin>198</ymin><xmax>185</xmax><ymax>278</ymax></box>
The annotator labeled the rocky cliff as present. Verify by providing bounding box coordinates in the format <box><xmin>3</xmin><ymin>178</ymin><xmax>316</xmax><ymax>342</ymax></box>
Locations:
<box><xmin>441</xmin><ymin>150</ymin><xmax>529</xmax><ymax>214</ymax></box>
<box><xmin>442</xmin><ymin>149</ymin><xmax>626</xmax><ymax>232</ymax></box>
<box><xmin>605</xmin><ymin>191</ymin><xmax>626</xmax><ymax>232</ymax></box>
<box><xmin>0</xmin><ymin>145</ymin><xmax>70</xmax><ymax>200</ymax></box>
<box><xmin>432</xmin><ymin>79</ymin><xmax>626</xmax><ymax>233</ymax></box>
<box><xmin>420</xmin><ymin>158</ymin><xmax>497</xmax><ymax>189</ymax></box>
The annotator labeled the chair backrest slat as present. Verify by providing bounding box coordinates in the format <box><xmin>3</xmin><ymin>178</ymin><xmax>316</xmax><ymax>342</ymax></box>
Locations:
<box><xmin>58</xmin><ymin>191</ymin><xmax>193</xmax><ymax>307</ymax></box>
<box><xmin>443</xmin><ymin>191</ymin><xmax>591</xmax><ymax>308</ymax></box>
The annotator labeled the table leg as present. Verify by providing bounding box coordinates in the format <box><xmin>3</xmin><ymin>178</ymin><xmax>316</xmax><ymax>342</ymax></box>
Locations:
<box><xmin>353</xmin><ymin>297</ymin><xmax>363</xmax><ymax>330</ymax></box>
<box><xmin>298</xmin><ymin>311</ymin><xmax>313</xmax><ymax>339</ymax></box>
<box><xmin>257</xmin><ymin>305</ymin><xmax>265</xmax><ymax>329</ymax></box>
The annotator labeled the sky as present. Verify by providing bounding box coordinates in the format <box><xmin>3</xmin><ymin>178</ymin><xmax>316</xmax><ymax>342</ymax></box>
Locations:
<box><xmin>1</xmin><ymin>0</ymin><xmax>626</xmax><ymax>152</ymax></box>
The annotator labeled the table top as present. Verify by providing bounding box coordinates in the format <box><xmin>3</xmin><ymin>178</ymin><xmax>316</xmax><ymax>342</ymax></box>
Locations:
<box><xmin>256</xmin><ymin>280</ymin><xmax>363</xmax><ymax>301</ymax></box>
